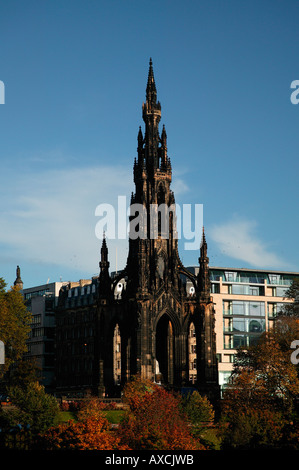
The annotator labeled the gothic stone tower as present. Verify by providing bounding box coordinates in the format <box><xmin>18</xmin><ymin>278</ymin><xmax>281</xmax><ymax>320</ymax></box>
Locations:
<box><xmin>96</xmin><ymin>59</ymin><xmax>219</xmax><ymax>400</ymax></box>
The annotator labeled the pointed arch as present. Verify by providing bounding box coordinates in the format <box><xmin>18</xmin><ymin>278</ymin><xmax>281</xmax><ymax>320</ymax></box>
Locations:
<box><xmin>113</xmin><ymin>324</ymin><xmax>121</xmax><ymax>385</ymax></box>
<box><xmin>155</xmin><ymin>313</ymin><xmax>175</xmax><ymax>385</ymax></box>
<box><xmin>188</xmin><ymin>321</ymin><xmax>197</xmax><ymax>384</ymax></box>
<box><xmin>153</xmin><ymin>306</ymin><xmax>181</xmax><ymax>336</ymax></box>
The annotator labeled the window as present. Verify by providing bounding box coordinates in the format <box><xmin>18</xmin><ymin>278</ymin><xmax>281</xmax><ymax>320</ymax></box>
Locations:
<box><xmin>32</xmin><ymin>314</ymin><xmax>41</xmax><ymax>325</ymax></box>
<box><xmin>226</xmin><ymin>300</ymin><xmax>265</xmax><ymax>316</ymax></box>
<box><xmin>233</xmin><ymin>318</ymin><xmax>245</xmax><ymax>332</ymax></box>
<box><xmin>249</xmin><ymin>319</ymin><xmax>264</xmax><ymax>332</ymax></box>
<box><xmin>32</xmin><ymin>328</ymin><xmax>44</xmax><ymax>338</ymax></box>
<box><xmin>250</xmin><ymin>286</ymin><xmax>259</xmax><ymax>296</ymax></box>
<box><xmin>211</xmin><ymin>283</ymin><xmax>220</xmax><ymax>293</ymax></box>
<box><xmin>225</xmin><ymin>271</ymin><xmax>237</xmax><ymax>282</ymax></box>
<box><xmin>248</xmin><ymin>301</ymin><xmax>264</xmax><ymax>316</ymax></box>
<box><xmin>268</xmin><ymin>274</ymin><xmax>278</xmax><ymax>284</ymax></box>
<box><xmin>276</xmin><ymin>287</ymin><xmax>288</xmax><ymax>297</ymax></box>
<box><xmin>224</xmin><ymin>335</ymin><xmax>233</xmax><ymax>349</ymax></box>
<box><xmin>230</xmin><ymin>284</ymin><xmax>262</xmax><ymax>296</ymax></box>
<box><xmin>223</xmin><ymin>300</ymin><xmax>232</xmax><ymax>315</ymax></box>
<box><xmin>223</xmin><ymin>354</ymin><xmax>234</xmax><ymax>363</ymax></box>
<box><xmin>233</xmin><ymin>335</ymin><xmax>247</xmax><ymax>348</ymax></box>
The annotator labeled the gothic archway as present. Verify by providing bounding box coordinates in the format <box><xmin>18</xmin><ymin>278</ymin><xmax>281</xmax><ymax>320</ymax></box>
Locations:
<box><xmin>188</xmin><ymin>321</ymin><xmax>197</xmax><ymax>384</ymax></box>
<box><xmin>113</xmin><ymin>324</ymin><xmax>121</xmax><ymax>385</ymax></box>
<box><xmin>155</xmin><ymin>314</ymin><xmax>174</xmax><ymax>385</ymax></box>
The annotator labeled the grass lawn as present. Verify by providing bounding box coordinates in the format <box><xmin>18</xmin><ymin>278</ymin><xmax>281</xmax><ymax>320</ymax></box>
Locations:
<box><xmin>56</xmin><ymin>410</ymin><xmax>126</xmax><ymax>425</ymax></box>
<box><xmin>55</xmin><ymin>411</ymin><xmax>77</xmax><ymax>424</ymax></box>
<box><xmin>103</xmin><ymin>410</ymin><xmax>126</xmax><ymax>424</ymax></box>
<box><xmin>199</xmin><ymin>426</ymin><xmax>221</xmax><ymax>450</ymax></box>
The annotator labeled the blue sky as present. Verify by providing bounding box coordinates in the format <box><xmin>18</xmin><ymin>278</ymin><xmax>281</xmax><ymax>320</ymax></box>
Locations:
<box><xmin>0</xmin><ymin>0</ymin><xmax>299</xmax><ymax>288</ymax></box>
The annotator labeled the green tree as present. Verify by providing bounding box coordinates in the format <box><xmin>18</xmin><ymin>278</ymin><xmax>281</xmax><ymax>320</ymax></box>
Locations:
<box><xmin>9</xmin><ymin>357</ymin><xmax>41</xmax><ymax>388</ymax></box>
<box><xmin>0</xmin><ymin>278</ymin><xmax>32</xmax><ymax>384</ymax></box>
<box><xmin>181</xmin><ymin>391</ymin><xmax>214</xmax><ymax>426</ymax></box>
<box><xmin>2</xmin><ymin>382</ymin><xmax>59</xmax><ymax>435</ymax></box>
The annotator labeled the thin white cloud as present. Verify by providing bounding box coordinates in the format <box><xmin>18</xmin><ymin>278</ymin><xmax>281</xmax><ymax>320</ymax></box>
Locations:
<box><xmin>209</xmin><ymin>217</ymin><xmax>291</xmax><ymax>270</ymax></box>
<box><xmin>0</xmin><ymin>161</ymin><xmax>190</xmax><ymax>278</ymax></box>
<box><xmin>0</xmin><ymin>165</ymin><xmax>133</xmax><ymax>275</ymax></box>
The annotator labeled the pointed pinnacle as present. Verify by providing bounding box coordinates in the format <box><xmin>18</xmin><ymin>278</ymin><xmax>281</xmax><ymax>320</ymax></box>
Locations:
<box><xmin>146</xmin><ymin>57</ymin><xmax>157</xmax><ymax>98</ymax></box>
<box><xmin>200</xmin><ymin>226</ymin><xmax>207</xmax><ymax>248</ymax></box>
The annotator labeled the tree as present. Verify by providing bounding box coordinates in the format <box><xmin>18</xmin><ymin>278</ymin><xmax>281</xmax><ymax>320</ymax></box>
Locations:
<box><xmin>181</xmin><ymin>391</ymin><xmax>215</xmax><ymax>427</ymax></box>
<box><xmin>281</xmin><ymin>277</ymin><xmax>299</xmax><ymax>317</ymax></box>
<box><xmin>76</xmin><ymin>396</ymin><xmax>107</xmax><ymax>421</ymax></box>
<box><xmin>1</xmin><ymin>382</ymin><xmax>59</xmax><ymax>435</ymax></box>
<box><xmin>117</xmin><ymin>376</ymin><xmax>205</xmax><ymax>450</ymax></box>
<box><xmin>0</xmin><ymin>278</ymin><xmax>32</xmax><ymax>384</ymax></box>
<box><xmin>9</xmin><ymin>357</ymin><xmax>41</xmax><ymax>388</ymax></box>
<box><xmin>220</xmin><ymin>321</ymin><xmax>299</xmax><ymax>449</ymax></box>
<box><xmin>37</xmin><ymin>409</ymin><xmax>129</xmax><ymax>450</ymax></box>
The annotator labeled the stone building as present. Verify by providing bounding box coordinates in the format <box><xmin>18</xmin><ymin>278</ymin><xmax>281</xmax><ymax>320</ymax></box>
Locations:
<box><xmin>55</xmin><ymin>59</ymin><xmax>220</xmax><ymax>401</ymax></box>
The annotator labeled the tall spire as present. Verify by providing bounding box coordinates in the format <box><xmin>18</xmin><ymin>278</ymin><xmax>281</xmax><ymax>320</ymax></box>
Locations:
<box><xmin>198</xmin><ymin>227</ymin><xmax>211</xmax><ymax>302</ymax></box>
<box><xmin>146</xmin><ymin>58</ymin><xmax>157</xmax><ymax>107</ymax></box>
<box><xmin>98</xmin><ymin>232</ymin><xmax>111</xmax><ymax>300</ymax></box>
<box><xmin>200</xmin><ymin>227</ymin><xmax>208</xmax><ymax>259</ymax></box>
<box><xmin>142</xmin><ymin>58</ymin><xmax>162</xmax><ymax>170</ymax></box>
<box><xmin>100</xmin><ymin>232</ymin><xmax>109</xmax><ymax>269</ymax></box>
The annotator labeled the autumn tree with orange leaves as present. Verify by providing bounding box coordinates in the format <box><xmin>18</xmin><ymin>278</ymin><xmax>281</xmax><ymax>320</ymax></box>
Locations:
<box><xmin>117</xmin><ymin>376</ymin><xmax>205</xmax><ymax>450</ymax></box>
<box><xmin>36</xmin><ymin>411</ymin><xmax>129</xmax><ymax>450</ymax></box>
<box><xmin>220</xmin><ymin>317</ymin><xmax>299</xmax><ymax>449</ymax></box>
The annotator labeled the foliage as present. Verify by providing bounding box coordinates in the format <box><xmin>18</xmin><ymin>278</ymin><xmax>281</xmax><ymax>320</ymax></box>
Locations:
<box><xmin>1</xmin><ymin>382</ymin><xmax>59</xmax><ymax>435</ymax></box>
<box><xmin>37</xmin><ymin>415</ymin><xmax>129</xmax><ymax>450</ymax></box>
<box><xmin>180</xmin><ymin>391</ymin><xmax>216</xmax><ymax>449</ymax></box>
<box><xmin>281</xmin><ymin>277</ymin><xmax>299</xmax><ymax>317</ymax></box>
<box><xmin>220</xmin><ymin>406</ymin><xmax>285</xmax><ymax>449</ymax></box>
<box><xmin>121</xmin><ymin>375</ymin><xmax>157</xmax><ymax>410</ymax></box>
<box><xmin>59</xmin><ymin>400</ymin><xmax>82</xmax><ymax>412</ymax></box>
<box><xmin>181</xmin><ymin>391</ymin><xmax>215</xmax><ymax>426</ymax></box>
<box><xmin>232</xmin><ymin>329</ymin><xmax>299</xmax><ymax>409</ymax></box>
<box><xmin>0</xmin><ymin>279</ymin><xmax>32</xmax><ymax>382</ymax></box>
<box><xmin>117</xmin><ymin>376</ymin><xmax>205</xmax><ymax>450</ymax></box>
<box><xmin>272</xmin><ymin>316</ymin><xmax>299</xmax><ymax>366</ymax></box>
<box><xmin>36</xmin><ymin>396</ymin><xmax>129</xmax><ymax>450</ymax></box>
<box><xmin>9</xmin><ymin>358</ymin><xmax>41</xmax><ymax>388</ymax></box>
<box><xmin>77</xmin><ymin>396</ymin><xmax>109</xmax><ymax>421</ymax></box>
<box><xmin>220</xmin><ymin>319</ymin><xmax>299</xmax><ymax>449</ymax></box>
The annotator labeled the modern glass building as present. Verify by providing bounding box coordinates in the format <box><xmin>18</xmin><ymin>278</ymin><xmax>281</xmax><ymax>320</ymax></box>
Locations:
<box><xmin>185</xmin><ymin>266</ymin><xmax>298</xmax><ymax>394</ymax></box>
